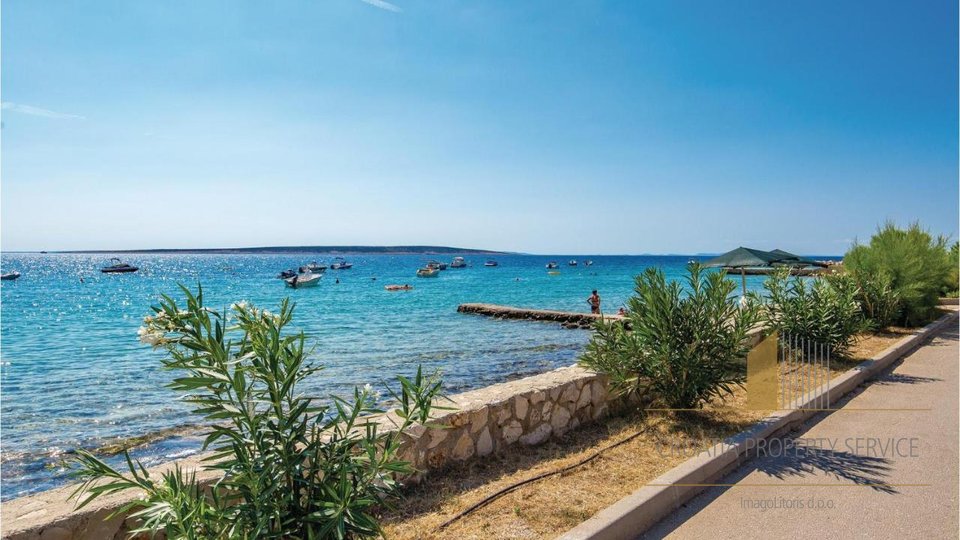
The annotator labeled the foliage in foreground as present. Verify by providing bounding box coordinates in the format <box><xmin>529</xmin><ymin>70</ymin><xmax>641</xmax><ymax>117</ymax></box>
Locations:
<box><xmin>844</xmin><ymin>221</ymin><xmax>953</xmax><ymax>327</ymax></box>
<box><xmin>762</xmin><ymin>270</ymin><xmax>867</xmax><ymax>356</ymax></box>
<box><xmin>946</xmin><ymin>241</ymin><xmax>959</xmax><ymax>298</ymax></box>
<box><xmin>851</xmin><ymin>270</ymin><xmax>902</xmax><ymax>330</ymax></box>
<box><xmin>70</xmin><ymin>286</ymin><xmax>445</xmax><ymax>539</ymax></box>
<box><xmin>580</xmin><ymin>264</ymin><xmax>760</xmax><ymax>409</ymax></box>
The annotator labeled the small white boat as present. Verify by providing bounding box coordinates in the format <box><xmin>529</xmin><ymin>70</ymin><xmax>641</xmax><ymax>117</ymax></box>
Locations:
<box><xmin>584</xmin><ymin>260</ymin><xmax>593</xmax><ymax>266</ymax></box>
<box><xmin>1</xmin><ymin>271</ymin><xmax>21</xmax><ymax>281</ymax></box>
<box><xmin>330</xmin><ymin>257</ymin><xmax>353</xmax><ymax>270</ymax></box>
<box><xmin>299</xmin><ymin>262</ymin><xmax>327</xmax><ymax>273</ymax></box>
<box><xmin>426</xmin><ymin>260</ymin><xmax>447</xmax><ymax>270</ymax></box>
<box><xmin>285</xmin><ymin>272</ymin><xmax>322</xmax><ymax>288</ymax></box>
<box><xmin>450</xmin><ymin>257</ymin><xmax>467</xmax><ymax>268</ymax></box>
<box><xmin>484</xmin><ymin>260</ymin><xmax>498</xmax><ymax>267</ymax></box>
<box><xmin>545</xmin><ymin>262</ymin><xmax>559</xmax><ymax>269</ymax></box>
<box><xmin>568</xmin><ymin>260</ymin><xmax>578</xmax><ymax>266</ymax></box>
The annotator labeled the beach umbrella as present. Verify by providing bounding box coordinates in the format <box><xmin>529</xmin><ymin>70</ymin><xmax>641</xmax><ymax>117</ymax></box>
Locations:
<box><xmin>769</xmin><ymin>249</ymin><xmax>828</xmax><ymax>268</ymax></box>
<box><xmin>702</xmin><ymin>247</ymin><xmax>790</xmax><ymax>296</ymax></box>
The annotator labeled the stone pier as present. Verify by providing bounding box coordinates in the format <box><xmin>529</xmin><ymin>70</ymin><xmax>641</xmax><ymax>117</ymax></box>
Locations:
<box><xmin>457</xmin><ymin>303</ymin><xmax>624</xmax><ymax>329</ymax></box>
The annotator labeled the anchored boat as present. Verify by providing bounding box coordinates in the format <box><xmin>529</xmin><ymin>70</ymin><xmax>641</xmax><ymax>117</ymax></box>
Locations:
<box><xmin>450</xmin><ymin>256</ymin><xmax>467</xmax><ymax>268</ymax></box>
<box><xmin>298</xmin><ymin>262</ymin><xmax>327</xmax><ymax>274</ymax></box>
<box><xmin>101</xmin><ymin>258</ymin><xmax>139</xmax><ymax>274</ymax></box>
<box><xmin>1</xmin><ymin>271</ymin><xmax>21</xmax><ymax>281</ymax></box>
<box><xmin>285</xmin><ymin>272</ymin><xmax>322</xmax><ymax>288</ymax></box>
<box><xmin>330</xmin><ymin>257</ymin><xmax>353</xmax><ymax>270</ymax></box>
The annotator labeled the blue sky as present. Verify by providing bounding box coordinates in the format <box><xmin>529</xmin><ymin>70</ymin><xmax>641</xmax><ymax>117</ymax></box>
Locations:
<box><xmin>2</xmin><ymin>0</ymin><xmax>956</xmax><ymax>254</ymax></box>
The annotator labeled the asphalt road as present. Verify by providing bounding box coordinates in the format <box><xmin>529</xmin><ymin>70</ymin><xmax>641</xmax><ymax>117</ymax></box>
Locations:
<box><xmin>644</xmin><ymin>326</ymin><xmax>960</xmax><ymax>540</ymax></box>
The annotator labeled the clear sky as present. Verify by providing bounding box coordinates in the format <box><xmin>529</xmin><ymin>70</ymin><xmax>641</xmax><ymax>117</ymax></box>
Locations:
<box><xmin>1</xmin><ymin>0</ymin><xmax>957</xmax><ymax>255</ymax></box>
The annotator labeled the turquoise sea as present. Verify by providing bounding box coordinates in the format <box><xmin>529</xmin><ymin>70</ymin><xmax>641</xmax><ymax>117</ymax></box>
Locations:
<box><xmin>0</xmin><ymin>253</ymin><xmax>831</xmax><ymax>500</ymax></box>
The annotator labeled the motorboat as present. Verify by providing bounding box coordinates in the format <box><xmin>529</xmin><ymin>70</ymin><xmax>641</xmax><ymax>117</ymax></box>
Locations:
<box><xmin>285</xmin><ymin>272</ymin><xmax>322</xmax><ymax>288</ymax></box>
<box><xmin>330</xmin><ymin>257</ymin><xmax>353</xmax><ymax>270</ymax></box>
<box><xmin>416</xmin><ymin>267</ymin><xmax>439</xmax><ymax>278</ymax></box>
<box><xmin>450</xmin><ymin>257</ymin><xmax>467</xmax><ymax>268</ymax></box>
<box><xmin>1</xmin><ymin>271</ymin><xmax>21</xmax><ymax>281</ymax></box>
<box><xmin>426</xmin><ymin>261</ymin><xmax>447</xmax><ymax>271</ymax></box>
<box><xmin>299</xmin><ymin>262</ymin><xmax>327</xmax><ymax>274</ymax></box>
<box><xmin>278</xmin><ymin>269</ymin><xmax>297</xmax><ymax>279</ymax></box>
<box><xmin>584</xmin><ymin>260</ymin><xmax>593</xmax><ymax>266</ymax></box>
<box><xmin>385</xmin><ymin>284</ymin><xmax>414</xmax><ymax>291</ymax></box>
<box><xmin>484</xmin><ymin>260</ymin><xmax>498</xmax><ymax>267</ymax></box>
<box><xmin>101</xmin><ymin>258</ymin><xmax>139</xmax><ymax>274</ymax></box>
<box><xmin>545</xmin><ymin>262</ymin><xmax>559</xmax><ymax>269</ymax></box>
<box><xmin>568</xmin><ymin>260</ymin><xmax>578</xmax><ymax>266</ymax></box>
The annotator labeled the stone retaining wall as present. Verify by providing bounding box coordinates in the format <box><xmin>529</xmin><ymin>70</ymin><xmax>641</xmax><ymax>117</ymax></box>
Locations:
<box><xmin>395</xmin><ymin>366</ymin><xmax>609</xmax><ymax>473</ymax></box>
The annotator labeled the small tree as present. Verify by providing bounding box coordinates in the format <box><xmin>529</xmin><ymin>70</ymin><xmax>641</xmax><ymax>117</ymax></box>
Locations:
<box><xmin>71</xmin><ymin>285</ymin><xmax>445</xmax><ymax>539</ymax></box>
<box><xmin>580</xmin><ymin>264</ymin><xmax>760</xmax><ymax>409</ymax></box>
<box><xmin>844</xmin><ymin>221</ymin><xmax>953</xmax><ymax>326</ymax></box>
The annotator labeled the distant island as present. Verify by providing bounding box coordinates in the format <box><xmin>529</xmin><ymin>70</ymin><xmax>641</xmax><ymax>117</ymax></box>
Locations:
<box><xmin>55</xmin><ymin>245</ymin><xmax>511</xmax><ymax>255</ymax></box>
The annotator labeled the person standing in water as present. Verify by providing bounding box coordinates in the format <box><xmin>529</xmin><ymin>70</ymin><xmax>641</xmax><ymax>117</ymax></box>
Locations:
<box><xmin>587</xmin><ymin>290</ymin><xmax>601</xmax><ymax>314</ymax></box>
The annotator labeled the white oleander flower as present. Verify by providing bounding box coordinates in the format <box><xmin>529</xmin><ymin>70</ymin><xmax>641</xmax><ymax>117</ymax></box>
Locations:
<box><xmin>137</xmin><ymin>326</ymin><xmax>165</xmax><ymax>347</ymax></box>
<box><xmin>231</xmin><ymin>300</ymin><xmax>248</xmax><ymax>311</ymax></box>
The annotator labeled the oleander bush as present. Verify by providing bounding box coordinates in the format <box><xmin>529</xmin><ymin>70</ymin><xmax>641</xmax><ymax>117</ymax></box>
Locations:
<box><xmin>580</xmin><ymin>264</ymin><xmax>760</xmax><ymax>409</ymax></box>
<box><xmin>762</xmin><ymin>269</ymin><xmax>867</xmax><ymax>355</ymax></box>
<box><xmin>851</xmin><ymin>270</ymin><xmax>902</xmax><ymax>330</ymax></box>
<box><xmin>844</xmin><ymin>222</ymin><xmax>953</xmax><ymax>327</ymax></box>
<box><xmin>71</xmin><ymin>285</ymin><xmax>446</xmax><ymax>540</ymax></box>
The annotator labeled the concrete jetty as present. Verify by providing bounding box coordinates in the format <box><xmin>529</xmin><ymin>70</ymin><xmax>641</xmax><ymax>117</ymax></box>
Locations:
<box><xmin>457</xmin><ymin>303</ymin><xmax>624</xmax><ymax>329</ymax></box>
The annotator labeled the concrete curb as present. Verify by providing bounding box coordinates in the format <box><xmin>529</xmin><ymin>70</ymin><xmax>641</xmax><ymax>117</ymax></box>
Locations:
<box><xmin>557</xmin><ymin>309</ymin><xmax>960</xmax><ymax>540</ymax></box>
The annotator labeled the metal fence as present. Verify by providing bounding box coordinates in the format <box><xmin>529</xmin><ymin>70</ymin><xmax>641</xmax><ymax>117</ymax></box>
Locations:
<box><xmin>779</xmin><ymin>333</ymin><xmax>832</xmax><ymax>410</ymax></box>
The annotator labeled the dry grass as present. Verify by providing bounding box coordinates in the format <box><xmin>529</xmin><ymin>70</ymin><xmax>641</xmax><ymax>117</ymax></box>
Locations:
<box><xmin>380</xmin><ymin>329</ymin><xmax>910</xmax><ymax>540</ymax></box>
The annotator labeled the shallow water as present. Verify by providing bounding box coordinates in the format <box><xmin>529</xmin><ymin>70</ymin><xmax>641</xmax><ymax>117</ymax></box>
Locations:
<box><xmin>0</xmin><ymin>253</ymin><xmax>802</xmax><ymax>499</ymax></box>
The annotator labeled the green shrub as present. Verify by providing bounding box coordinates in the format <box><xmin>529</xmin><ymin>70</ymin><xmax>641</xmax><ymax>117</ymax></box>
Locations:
<box><xmin>844</xmin><ymin>221</ymin><xmax>953</xmax><ymax>326</ymax></box>
<box><xmin>851</xmin><ymin>271</ymin><xmax>901</xmax><ymax>330</ymax></box>
<box><xmin>945</xmin><ymin>241</ymin><xmax>959</xmax><ymax>297</ymax></box>
<box><xmin>762</xmin><ymin>270</ymin><xmax>867</xmax><ymax>355</ymax></box>
<box><xmin>71</xmin><ymin>285</ymin><xmax>446</xmax><ymax>539</ymax></box>
<box><xmin>579</xmin><ymin>264</ymin><xmax>760</xmax><ymax>409</ymax></box>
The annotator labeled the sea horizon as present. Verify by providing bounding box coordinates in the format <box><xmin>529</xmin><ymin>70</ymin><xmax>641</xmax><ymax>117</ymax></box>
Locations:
<box><xmin>0</xmin><ymin>245</ymin><xmax>845</xmax><ymax>258</ymax></box>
